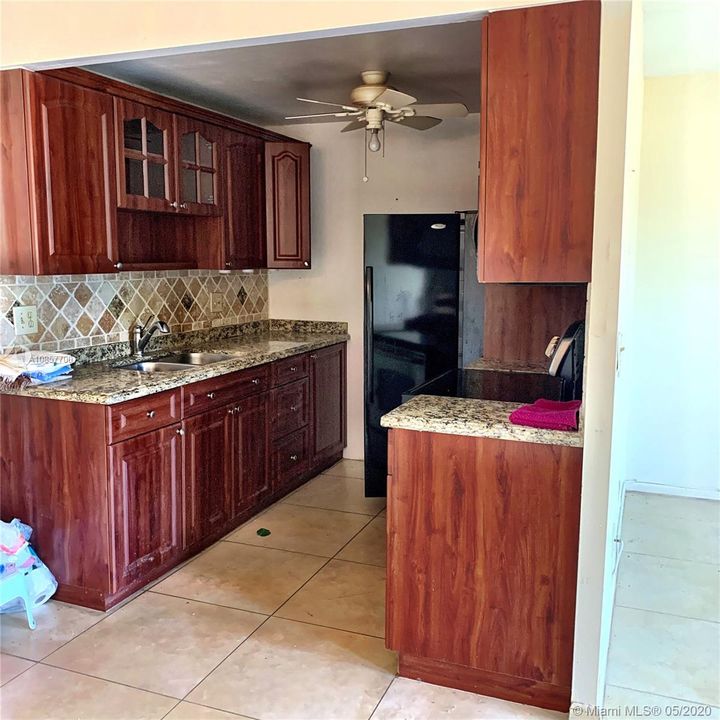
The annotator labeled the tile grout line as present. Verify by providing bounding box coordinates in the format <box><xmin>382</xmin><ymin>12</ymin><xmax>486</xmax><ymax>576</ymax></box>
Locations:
<box><xmin>366</xmin><ymin>675</ymin><xmax>398</xmax><ymax>720</ymax></box>
<box><xmin>614</xmin><ymin>603</ymin><xmax>720</xmax><ymax>625</ymax></box>
<box><xmin>620</xmin><ymin>548</ymin><xmax>720</xmax><ymax>567</ymax></box>
<box><xmin>607</xmin><ymin>683</ymin><xmax>720</xmax><ymax>709</ymax></box>
<box><xmin>281</xmin><ymin>498</ymin><xmax>381</xmax><ymax>517</ymax></box>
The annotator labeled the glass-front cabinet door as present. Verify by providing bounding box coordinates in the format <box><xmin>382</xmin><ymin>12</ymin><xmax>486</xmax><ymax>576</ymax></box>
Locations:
<box><xmin>115</xmin><ymin>98</ymin><xmax>176</xmax><ymax>212</ymax></box>
<box><xmin>175</xmin><ymin>117</ymin><xmax>223</xmax><ymax>216</ymax></box>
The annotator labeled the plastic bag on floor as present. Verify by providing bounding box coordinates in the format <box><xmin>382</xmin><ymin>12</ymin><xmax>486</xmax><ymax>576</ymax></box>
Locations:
<box><xmin>0</xmin><ymin>518</ymin><xmax>57</xmax><ymax>613</ymax></box>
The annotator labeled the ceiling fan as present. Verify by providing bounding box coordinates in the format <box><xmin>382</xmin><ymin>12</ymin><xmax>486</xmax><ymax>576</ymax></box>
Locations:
<box><xmin>285</xmin><ymin>71</ymin><xmax>468</xmax><ymax>157</ymax></box>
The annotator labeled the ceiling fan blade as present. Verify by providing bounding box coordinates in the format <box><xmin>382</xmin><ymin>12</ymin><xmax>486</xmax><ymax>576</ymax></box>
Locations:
<box><xmin>341</xmin><ymin>118</ymin><xmax>367</xmax><ymax>132</ymax></box>
<box><xmin>373</xmin><ymin>88</ymin><xmax>417</xmax><ymax>108</ymax></box>
<box><xmin>285</xmin><ymin>111</ymin><xmax>355</xmax><ymax>120</ymax></box>
<box><xmin>394</xmin><ymin>115</ymin><xmax>442</xmax><ymax>130</ymax></box>
<box><xmin>410</xmin><ymin>103</ymin><xmax>469</xmax><ymax>118</ymax></box>
<box><xmin>296</xmin><ymin>97</ymin><xmax>359</xmax><ymax>112</ymax></box>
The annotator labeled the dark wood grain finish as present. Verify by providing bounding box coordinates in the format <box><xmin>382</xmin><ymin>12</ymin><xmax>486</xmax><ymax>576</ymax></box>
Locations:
<box><xmin>308</xmin><ymin>344</ymin><xmax>346</xmax><ymax>473</ymax></box>
<box><xmin>0</xmin><ymin>70</ymin><xmax>34</xmax><ymax>275</ymax></box>
<box><xmin>182</xmin><ymin>364</ymin><xmax>269</xmax><ymax>416</ymax></box>
<box><xmin>232</xmin><ymin>392</ymin><xmax>271</xmax><ymax>513</ymax></box>
<box><xmin>271</xmin><ymin>352</ymin><xmax>309</xmax><ymax>387</ymax></box>
<box><xmin>108</xmin><ymin>424</ymin><xmax>182</xmax><ymax>592</ymax></box>
<box><xmin>271</xmin><ymin>427</ymin><xmax>309</xmax><ymax>492</ymax></box>
<box><xmin>0</xmin><ymin>395</ymin><xmax>111</xmax><ymax>606</ymax></box>
<box><xmin>25</xmin><ymin>73</ymin><xmax>119</xmax><ymax>274</ymax></box>
<box><xmin>483</xmin><ymin>284</ymin><xmax>587</xmax><ymax>365</ymax></box>
<box><xmin>182</xmin><ymin>404</ymin><xmax>233</xmax><ymax>549</ymax></box>
<box><xmin>224</xmin><ymin>131</ymin><xmax>266</xmax><ymax>269</ymax></box>
<box><xmin>479</xmin><ymin>1</ymin><xmax>600</xmax><ymax>282</ymax></box>
<box><xmin>271</xmin><ymin>377</ymin><xmax>309</xmax><ymax>441</ymax></box>
<box><xmin>107</xmin><ymin>388</ymin><xmax>181</xmax><ymax>443</ymax></box>
<box><xmin>399</xmin><ymin>653</ymin><xmax>571</xmax><ymax>712</ymax></box>
<box><xmin>386</xmin><ymin>429</ymin><xmax>582</xmax><ymax>702</ymax></box>
<box><xmin>265</xmin><ymin>142</ymin><xmax>311</xmax><ymax>269</ymax></box>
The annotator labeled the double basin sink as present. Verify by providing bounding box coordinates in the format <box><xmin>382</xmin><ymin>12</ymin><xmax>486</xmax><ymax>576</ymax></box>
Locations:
<box><xmin>116</xmin><ymin>352</ymin><xmax>232</xmax><ymax>373</ymax></box>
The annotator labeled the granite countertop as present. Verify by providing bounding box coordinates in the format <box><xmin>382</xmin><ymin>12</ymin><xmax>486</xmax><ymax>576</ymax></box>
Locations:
<box><xmin>465</xmin><ymin>356</ymin><xmax>548</xmax><ymax>373</ymax></box>
<box><xmin>1</xmin><ymin>331</ymin><xmax>349</xmax><ymax>405</ymax></box>
<box><xmin>380</xmin><ymin>395</ymin><xmax>583</xmax><ymax>448</ymax></box>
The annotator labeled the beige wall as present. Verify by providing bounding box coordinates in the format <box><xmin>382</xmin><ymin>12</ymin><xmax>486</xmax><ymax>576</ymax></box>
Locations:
<box><xmin>266</xmin><ymin>117</ymin><xmax>480</xmax><ymax>458</ymax></box>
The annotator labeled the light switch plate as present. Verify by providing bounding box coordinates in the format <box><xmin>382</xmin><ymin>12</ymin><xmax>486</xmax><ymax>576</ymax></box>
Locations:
<box><xmin>211</xmin><ymin>292</ymin><xmax>224</xmax><ymax>313</ymax></box>
<box><xmin>13</xmin><ymin>305</ymin><xmax>38</xmax><ymax>335</ymax></box>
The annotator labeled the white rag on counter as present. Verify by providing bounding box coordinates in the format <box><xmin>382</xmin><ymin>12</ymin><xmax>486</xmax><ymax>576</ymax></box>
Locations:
<box><xmin>0</xmin><ymin>351</ymin><xmax>76</xmax><ymax>385</ymax></box>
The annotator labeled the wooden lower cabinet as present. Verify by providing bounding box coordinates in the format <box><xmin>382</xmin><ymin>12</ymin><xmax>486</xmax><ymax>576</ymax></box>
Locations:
<box><xmin>109</xmin><ymin>424</ymin><xmax>182</xmax><ymax>592</ymax></box>
<box><xmin>386</xmin><ymin>429</ymin><xmax>582</xmax><ymax>712</ymax></box>
<box><xmin>232</xmin><ymin>393</ymin><xmax>271</xmax><ymax>513</ymax></box>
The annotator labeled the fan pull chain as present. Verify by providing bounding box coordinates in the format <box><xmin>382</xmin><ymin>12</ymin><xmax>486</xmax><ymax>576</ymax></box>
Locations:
<box><xmin>363</xmin><ymin>129</ymin><xmax>369</xmax><ymax>182</ymax></box>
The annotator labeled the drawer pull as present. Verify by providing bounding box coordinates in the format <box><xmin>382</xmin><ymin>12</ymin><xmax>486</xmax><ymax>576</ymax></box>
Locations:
<box><xmin>289</xmin><ymin>454</ymin><xmax>298</xmax><ymax>462</ymax></box>
<box><xmin>146</xmin><ymin>410</ymin><xmax>155</xmax><ymax>418</ymax></box>
<box><xmin>310</xmin><ymin>354</ymin><xmax>317</xmax><ymax>359</ymax></box>
<box><xmin>290</xmin><ymin>405</ymin><xmax>298</xmax><ymax>412</ymax></box>
<box><xmin>252</xmin><ymin>378</ymin><xmax>261</xmax><ymax>385</ymax></box>
<box><xmin>228</xmin><ymin>407</ymin><xmax>234</xmax><ymax>415</ymax></box>
<box><xmin>290</xmin><ymin>366</ymin><xmax>297</xmax><ymax>372</ymax></box>
<box><xmin>176</xmin><ymin>428</ymin><xmax>185</xmax><ymax>436</ymax></box>
<box><xmin>207</xmin><ymin>392</ymin><xmax>216</xmax><ymax>399</ymax></box>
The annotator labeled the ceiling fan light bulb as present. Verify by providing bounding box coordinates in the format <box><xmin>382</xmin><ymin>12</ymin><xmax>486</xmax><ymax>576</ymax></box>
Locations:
<box><xmin>368</xmin><ymin>129</ymin><xmax>381</xmax><ymax>152</ymax></box>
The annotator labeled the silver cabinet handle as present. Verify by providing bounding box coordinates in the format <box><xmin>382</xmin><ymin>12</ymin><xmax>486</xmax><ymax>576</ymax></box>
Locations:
<box><xmin>225</xmin><ymin>261</ymin><xmax>232</xmax><ymax>268</ymax></box>
<box><xmin>146</xmin><ymin>410</ymin><xmax>155</xmax><ymax>418</ymax></box>
<box><xmin>180</xmin><ymin>202</ymin><xmax>188</xmax><ymax>210</ymax></box>
<box><xmin>310</xmin><ymin>354</ymin><xmax>317</xmax><ymax>360</ymax></box>
<box><xmin>290</xmin><ymin>366</ymin><xmax>297</xmax><ymax>372</ymax></box>
<box><xmin>114</xmin><ymin>262</ymin><xmax>123</xmax><ymax>270</ymax></box>
<box><xmin>170</xmin><ymin>201</ymin><xmax>179</xmax><ymax>209</ymax></box>
<box><xmin>176</xmin><ymin>428</ymin><xmax>185</xmax><ymax>436</ymax></box>
<box><xmin>290</xmin><ymin>405</ymin><xmax>298</xmax><ymax>412</ymax></box>
<box><xmin>289</xmin><ymin>454</ymin><xmax>298</xmax><ymax>462</ymax></box>
<box><xmin>207</xmin><ymin>392</ymin><xmax>216</xmax><ymax>399</ymax></box>
<box><xmin>251</xmin><ymin>378</ymin><xmax>260</xmax><ymax>385</ymax></box>
<box><xmin>303</xmin><ymin>261</ymin><xmax>309</xmax><ymax>267</ymax></box>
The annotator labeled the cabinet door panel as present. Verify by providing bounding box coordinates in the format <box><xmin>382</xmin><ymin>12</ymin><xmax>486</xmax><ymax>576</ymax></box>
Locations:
<box><xmin>26</xmin><ymin>74</ymin><xmax>118</xmax><ymax>274</ymax></box>
<box><xmin>225</xmin><ymin>132</ymin><xmax>266</xmax><ymax>268</ymax></box>
<box><xmin>309</xmin><ymin>343</ymin><xmax>346</xmax><ymax>470</ymax></box>
<box><xmin>479</xmin><ymin>2</ymin><xmax>599</xmax><ymax>282</ymax></box>
<box><xmin>233</xmin><ymin>393</ymin><xmax>270</xmax><ymax>514</ymax></box>
<box><xmin>265</xmin><ymin>142</ymin><xmax>310</xmax><ymax>269</ymax></box>
<box><xmin>183</xmin><ymin>406</ymin><xmax>233</xmax><ymax>548</ymax></box>
<box><xmin>109</xmin><ymin>425</ymin><xmax>181</xmax><ymax>592</ymax></box>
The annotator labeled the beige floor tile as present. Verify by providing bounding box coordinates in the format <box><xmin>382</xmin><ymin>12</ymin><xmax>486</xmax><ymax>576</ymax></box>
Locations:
<box><xmin>0</xmin><ymin>600</ymin><xmax>104</xmax><ymax>661</ymax></box>
<box><xmin>276</xmin><ymin>559</ymin><xmax>386</xmax><ymax>638</ymax></box>
<box><xmin>188</xmin><ymin>617</ymin><xmax>396</xmax><ymax>720</ymax></box>
<box><xmin>607</xmin><ymin>606</ymin><xmax>720</xmax><ymax>705</ymax></box>
<box><xmin>0</xmin><ymin>653</ymin><xmax>34</xmax><ymax>686</ymax></box>
<box><xmin>0</xmin><ymin>664</ymin><xmax>176</xmax><ymax>720</ymax></box>
<box><xmin>153</xmin><ymin>541</ymin><xmax>326</xmax><ymax>614</ymax></box>
<box><xmin>228</xmin><ymin>503</ymin><xmax>369</xmax><ymax>557</ymax></box>
<box><xmin>624</xmin><ymin>492</ymin><xmax>720</xmax><ymax>526</ymax></box>
<box><xmin>622</xmin><ymin>508</ymin><xmax>720</xmax><ymax>564</ymax></box>
<box><xmin>164</xmin><ymin>701</ymin><xmax>253</xmax><ymax>719</ymax></box>
<box><xmin>337</xmin><ymin>516</ymin><xmax>387</xmax><ymax>566</ymax></box>
<box><xmin>617</xmin><ymin>552</ymin><xmax>720</xmax><ymax>621</ymax></box>
<box><xmin>604</xmin><ymin>685</ymin><xmax>720</xmax><ymax>719</ymax></box>
<box><xmin>45</xmin><ymin>592</ymin><xmax>264</xmax><ymax>699</ymax></box>
<box><xmin>284</xmin><ymin>474</ymin><xmax>385</xmax><ymax>515</ymax></box>
<box><xmin>372</xmin><ymin>677</ymin><xmax>564</xmax><ymax>719</ymax></box>
<box><xmin>322</xmin><ymin>458</ymin><xmax>365</xmax><ymax>479</ymax></box>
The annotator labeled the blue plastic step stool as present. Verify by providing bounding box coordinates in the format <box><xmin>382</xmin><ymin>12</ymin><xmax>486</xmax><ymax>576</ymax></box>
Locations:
<box><xmin>0</xmin><ymin>572</ymin><xmax>36</xmax><ymax>629</ymax></box>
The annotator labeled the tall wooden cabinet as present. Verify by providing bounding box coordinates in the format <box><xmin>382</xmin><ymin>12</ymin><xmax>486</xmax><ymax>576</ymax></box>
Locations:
<box><xmin>309</xmin><ymin>344</ymin><xmax>347</xmax><ymax>469</ymax></box>
<box><xmin>478</xmin><ymin>1</ymin><xmax>600</xmax><ymax>283</ymax></box>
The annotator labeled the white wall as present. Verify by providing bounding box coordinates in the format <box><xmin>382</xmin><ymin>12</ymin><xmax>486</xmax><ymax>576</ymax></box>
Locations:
<box><xmin>622</xmin><ymin>72</ymin><xmax>720</xmax><ymax>498</ymax></box>
<box><xmin>267</xmin><ymin>117</ymin><xmax>480</xmax><ymax>458</ymax></box>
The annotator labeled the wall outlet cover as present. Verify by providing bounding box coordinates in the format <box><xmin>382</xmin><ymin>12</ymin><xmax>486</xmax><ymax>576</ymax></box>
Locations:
<box><xmin>211</xmin><ymin>292</ymin><xmax>224</xmax><ymax>312</ymax></box>
<box><xmin>13</xmin><ymin>305</ymin><xmax>38</xmax><ymax>336</ymax></box>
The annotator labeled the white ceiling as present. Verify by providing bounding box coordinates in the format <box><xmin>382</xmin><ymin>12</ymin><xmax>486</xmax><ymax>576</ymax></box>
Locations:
<box><xmin>644</xmin><ymin>0</ymin><xmax>720</xmax><ymax>77</ymax></box>
<box><xmin>86</xmin><ymin>20</ymin><xmax>483</xmax><ymax>126</ymax></box>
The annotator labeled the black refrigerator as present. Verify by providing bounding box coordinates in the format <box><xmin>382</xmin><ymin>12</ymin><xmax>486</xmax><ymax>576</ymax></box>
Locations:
<box><xmin>364</xmin><ymin>213</ymin><xmax>463</xmax><ymax>497</ymax></box>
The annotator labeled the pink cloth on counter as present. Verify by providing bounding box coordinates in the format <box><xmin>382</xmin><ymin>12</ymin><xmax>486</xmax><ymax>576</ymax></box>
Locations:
<box><xmin>508</xmin><ymin>399</ymin><xmax>581</xmax><ymax>431</ymax></box>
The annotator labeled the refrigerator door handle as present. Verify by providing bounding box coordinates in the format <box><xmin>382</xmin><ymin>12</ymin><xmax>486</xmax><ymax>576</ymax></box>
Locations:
<box><xmin>365</xmin><ymin>265</ymin><xmax>374</xmax><ymax>403</ymax></box>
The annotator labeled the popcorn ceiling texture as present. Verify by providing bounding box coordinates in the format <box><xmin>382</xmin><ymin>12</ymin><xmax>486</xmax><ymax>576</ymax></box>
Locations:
<box><xmin>0</xmin><ymin>270</ymin><xmax>268</xmax><ymax>353</ymax></box>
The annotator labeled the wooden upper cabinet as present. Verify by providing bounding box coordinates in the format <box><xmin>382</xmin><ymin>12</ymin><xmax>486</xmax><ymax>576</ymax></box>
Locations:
<box><xmin>17</xmin><ymin>72</ymin><xmax>120</xmax><ymax>274</ymax></box>
<box><xmin>265</xmin><ymin>142</ymin><xmax>311</xmax><ymax>269</ymax></box>
<box><xmin>478</xmin><ymin>1</ymin><xmax>600</xmax><ymax>283</ymax></box>
<box><xmin>115</xmin><ymin>98</ymin><xmax>176</xmax><ymax>212</ymax></box>
<box><xmin>224</xmin><ymin>132</ymin><xmax>266</xmax><ymax>269</ymax></box>
<box><xmin>175</xmin><ymin>116</ymin><xmax>223</xmax><ymax>216</ymax></box>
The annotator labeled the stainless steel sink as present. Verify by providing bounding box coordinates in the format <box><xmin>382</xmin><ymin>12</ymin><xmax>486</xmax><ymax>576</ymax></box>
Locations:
<box><xmin>117</xmin><ymin>360</ymin><xmax>194</xmax><ymax>373</ymax></box>
<box><xmin>158</xmin><ymin>352</ymin><xmax>231</xmax><ymax>366</ymax></box>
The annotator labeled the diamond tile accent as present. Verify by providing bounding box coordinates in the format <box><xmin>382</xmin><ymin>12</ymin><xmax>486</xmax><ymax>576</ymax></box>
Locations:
<box><xmin>181</xmin><ymin>293</ymin><xmax>194</xmax><ymax>312</ymax></box>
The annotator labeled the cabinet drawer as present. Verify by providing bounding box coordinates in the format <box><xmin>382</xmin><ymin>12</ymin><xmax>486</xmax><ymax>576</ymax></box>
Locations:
<box><xmin>107</xmin><ymin>388</ymin><xmax>181</xmax><ymax>443</ymax></box>
<box><xmin>271</xmin><ymin>353</ymin><xmax>308</xmax><ymax>387</ymax></box>
<box><xmin>271</xmin><ymin>378</ymin><xmax>309</xmax><ymax>440</ymax></box>
<box><xmin>272</xmin><ymin>427</ymin><xmax>308</xmax><ymax>490</ymax></box>
<box><xmin>183</xmin><ymin>365</ymin><xmax>270</xmax><ymax>416</ymax></box>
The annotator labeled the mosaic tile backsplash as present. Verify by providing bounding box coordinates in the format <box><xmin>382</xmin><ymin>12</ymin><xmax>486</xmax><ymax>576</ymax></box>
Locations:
<box><xmin>0</xmin><ymin>270</ymin><xmax>268</xmax><ymax>353</ymax></box>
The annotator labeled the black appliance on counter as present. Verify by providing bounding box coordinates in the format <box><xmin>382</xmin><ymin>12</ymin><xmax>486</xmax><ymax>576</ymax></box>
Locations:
<box><xmin>546</xmin><ymin>320</ymin><xmax>586</xmax><ymax>401</ymax></box>
<box><xmin>364</xmin><ymin>213</ymin><xmax>466</xmax><ymax>497</ymax></box>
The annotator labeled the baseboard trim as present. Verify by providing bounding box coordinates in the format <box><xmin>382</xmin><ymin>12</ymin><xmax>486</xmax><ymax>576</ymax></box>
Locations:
<box><xmin>625</xmin><ymin>481</ymin><xmax>720</xmax><ymax>501</ymax></box>
<box><xmin>398</xmin><ymin>653</ymin><xmax>570</xmax><ymax>712</ymax></box>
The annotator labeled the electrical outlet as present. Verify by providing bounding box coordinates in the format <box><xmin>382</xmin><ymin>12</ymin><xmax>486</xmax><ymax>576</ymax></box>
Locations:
<box><xmin>12</xmin><ymin>305</ymin><xmax>38</xmax><ymax>335</ymax></box>
<box><xmin>211</xmin><ymin>292</ymin><xmax>224</xmax><ymax>313</ymax></box>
